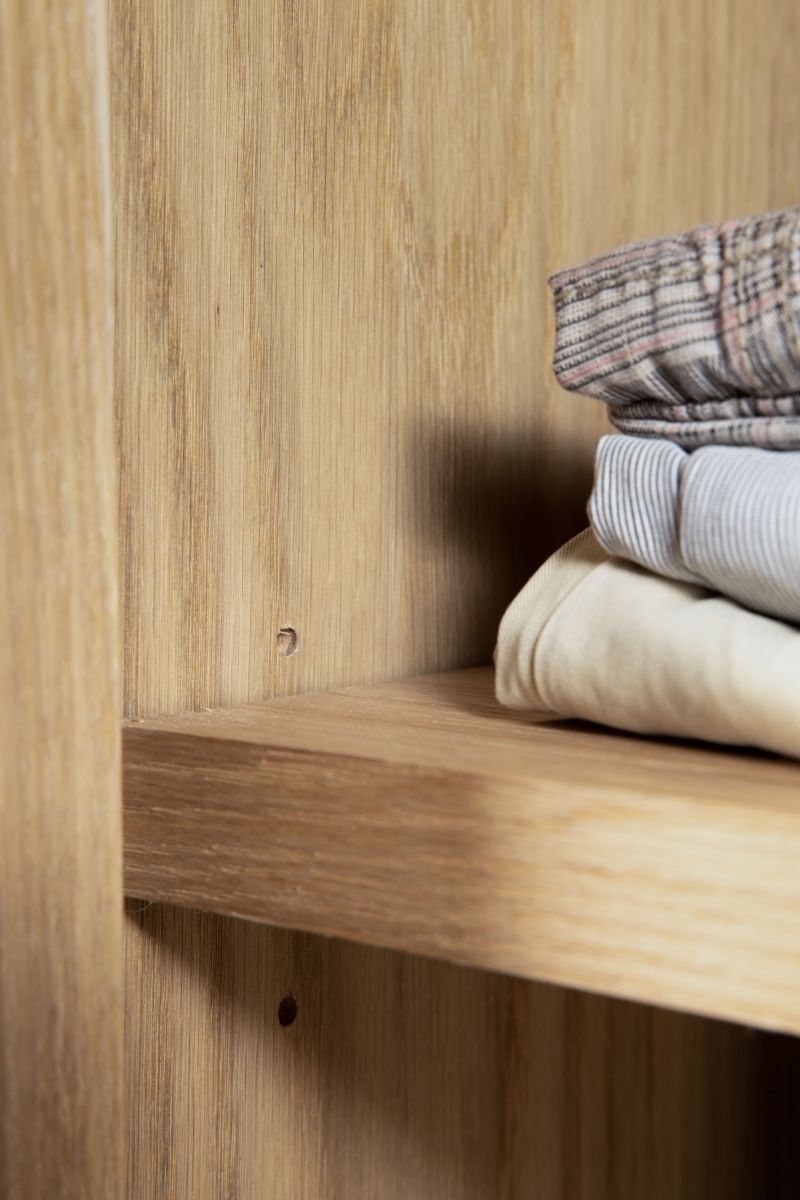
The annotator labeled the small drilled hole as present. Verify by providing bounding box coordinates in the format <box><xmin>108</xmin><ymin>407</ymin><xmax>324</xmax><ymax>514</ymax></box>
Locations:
<box><xmin>276</xmin><ymin>626</ymin><xmax>298</xmax><ymax>657</ymax></box>
<box><xmin>278</xmin><ymin>995</ymin><xmax>298</xmax><ymax>1027</ymax></box>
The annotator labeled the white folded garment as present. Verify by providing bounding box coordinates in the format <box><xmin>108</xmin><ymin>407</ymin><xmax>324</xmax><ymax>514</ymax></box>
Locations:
<box><xmin>494</xmin><ymin>529</ymin><xmax>800</xmax><ymax>758</ymax></box>
<box><xmin>589</xmin><ymin>436</ymin><xmax>800</xmax><ymax>623</ymax></box>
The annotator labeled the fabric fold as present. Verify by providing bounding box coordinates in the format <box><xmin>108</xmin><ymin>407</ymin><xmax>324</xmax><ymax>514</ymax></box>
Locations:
<box><xmin>589</xmin><ymin>436</ymin><xmax>800</xmax><ymax>622</ymax></box>
<box><xmin>496</xmin><ymin>208</ymin><xmax>800</xmax><ymax>758</ymax></box>
<box><xmin>608</xmin><ymin>410</ymin><xmax>800</xmax><ymax>450</ymax></box>
<box><xmin>550</xmin><ymin>207</ymin><xmax>800</xmax><ymax>448</ymax></box>
<box><xmin>494</xmin><ymin>530</ymin><xmax>800</xmax><ymax>759</ymax></box>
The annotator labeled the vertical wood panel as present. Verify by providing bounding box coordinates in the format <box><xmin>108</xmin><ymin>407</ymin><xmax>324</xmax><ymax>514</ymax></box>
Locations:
<box><xmin>113</xmin><ymin>0</ymin><xmax>800</xmax><ymax>1195</ymax></box>
<box><xmin>126</xmin><ymin>904</ymin><xmax>785</xmax><ymax>1200</ymax></box>
<box><xmin>0</xmin><ymin>2</ymin><xmax>123</xmax><ymax>1197</ymax></box>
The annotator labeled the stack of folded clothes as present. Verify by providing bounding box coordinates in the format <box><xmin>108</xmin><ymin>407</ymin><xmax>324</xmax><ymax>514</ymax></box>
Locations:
<box><xmin>495</xmin><ymin>207</ymin><xmax>800</xmax><ymax>758</ymax></box>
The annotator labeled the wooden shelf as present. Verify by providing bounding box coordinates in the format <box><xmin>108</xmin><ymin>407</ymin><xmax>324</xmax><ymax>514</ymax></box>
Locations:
<box><xmin>123</xmin><ymin>667</ymin><xmax>800</xmax><ymax>1035</ymax></box>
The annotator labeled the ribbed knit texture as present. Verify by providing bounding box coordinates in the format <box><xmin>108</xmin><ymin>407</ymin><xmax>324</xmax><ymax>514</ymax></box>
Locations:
<box><xmin>589</xmin><ymin>435</ymin><xmax>800</xmax><ymax>622</ymax></box>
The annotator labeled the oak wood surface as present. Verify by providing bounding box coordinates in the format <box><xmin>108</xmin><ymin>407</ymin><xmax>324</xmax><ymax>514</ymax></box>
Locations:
<box><xmin>125</xmin><ymin>667</ymin><xmax>800</xmax><ymax>1036</ymax></box>
<box><xmin>0</xmin><ymin>2</ymin><xmax>123</xmax><ymax>1196</ymax></box>
<box><xmin>112</xmin><ymin>0</ymin><xmax>800</xmax><ymax>1194</ymax></box>
<box><xmin>114</xmin><ymin>0</ymin><xmax>800</xmax><ymax>722</ymax></box>
<box><xmin>125</xmin><ymin>900</ymin><xmax>788</xmax><ymax>1200</ymax></box>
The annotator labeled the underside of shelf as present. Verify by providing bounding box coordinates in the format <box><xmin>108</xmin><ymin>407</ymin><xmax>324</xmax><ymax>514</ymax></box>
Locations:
<box><xmin>123</xmin><ymin>667</ymin><xmax>800</xmax><ymax>1035</ymax></box>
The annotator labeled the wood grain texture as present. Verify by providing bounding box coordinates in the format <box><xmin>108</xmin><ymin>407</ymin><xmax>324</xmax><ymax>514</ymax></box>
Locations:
<box><xmin>113</xmin><ymin>0</ymin><xmax>800</xmax><ymax>721</ymax></box>
<box><xmin>124</xmin><ymin>667</ymin><xmax>800</xmax><ymax>1035</ymax></box>
<box><xmin>113</xmin><ymin>1</ymin><xmax>800</xmax><ymax>1195</ymax></box>
<box><xmin>0</xmin><ymin>1</ymin><xmax>123</xmax><ymax>1197</ymax></box>
<box><xmin>125</xmin><ymin>901</ymin><xmax>794</xmax><ymax>1200</ymax></box>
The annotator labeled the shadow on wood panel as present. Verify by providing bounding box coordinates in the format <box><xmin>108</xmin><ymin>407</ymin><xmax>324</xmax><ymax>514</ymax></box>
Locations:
<box><xmin>755</xmin><ymin>1030</ymin><xmax>800</xmax><ymax>1200</ymax></box>
<box><xmin>404</xmin><ymin>417</ymin><xmax>597</xmax><ymax>668</ymax></box>
<box><xmin>124</xmin><ymin>901</ymin><xmax>797</xmax><ymax>1199</ymax></box>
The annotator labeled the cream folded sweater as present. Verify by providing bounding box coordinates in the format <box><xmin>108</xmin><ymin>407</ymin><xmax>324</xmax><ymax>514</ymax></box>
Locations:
<box><xmin>494</xmin><ymin>530</ymin><xmax>800</xmax><ymax>758</ymax></box>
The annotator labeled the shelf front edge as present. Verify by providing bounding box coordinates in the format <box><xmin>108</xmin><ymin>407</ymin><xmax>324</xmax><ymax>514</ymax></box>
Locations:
<box><xmin>122</xmin><ymin>667</ymin><xmax>800</xmax><ymax>1035</ymax></box>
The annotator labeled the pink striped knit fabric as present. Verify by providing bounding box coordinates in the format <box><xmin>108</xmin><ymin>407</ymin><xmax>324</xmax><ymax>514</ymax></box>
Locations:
<box><xmin>551</xmin><ymin>207</ymin><xmax>800</xmax><ymax>448</ymax></box>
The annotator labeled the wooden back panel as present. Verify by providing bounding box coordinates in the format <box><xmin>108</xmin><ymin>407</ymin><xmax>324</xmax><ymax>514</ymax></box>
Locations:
<box><xmin>126</xmin><ymin>903</ymin><xmax>793</xmax><ymax>1200</ymax></box>
<box><xmin>116</xmin><ymin>0</ymin><xmax>800</xmax><ymax>720</ymax></box>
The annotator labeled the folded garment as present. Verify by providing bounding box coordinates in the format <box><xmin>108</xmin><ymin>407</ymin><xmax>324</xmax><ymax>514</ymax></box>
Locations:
<box><xmin>609</xmin><ymin>408</ymin><xmax>800</xmax><ymax>450</ymax></box>
<box><xmin>611</xmin><ymin>395</ymin><xmax>800</xmax><ymax>424</ymax></box>
<box><xmin>550</xmin><ymin>207</ymin><xmax>800</xmax><ymax>446</ymax></box>
<box><xmin>494</xmin><ymin>529</ymin><xmax>800</xmax><ymax>758</ymax></box>
<box><xmin>589</xmin><ymin>436</ymin><xmax>800</xmax><ymax>622</ymax></box>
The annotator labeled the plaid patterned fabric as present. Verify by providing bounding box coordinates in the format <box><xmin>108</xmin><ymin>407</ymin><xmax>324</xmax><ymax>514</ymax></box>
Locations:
<box><xmin>609</xmin><ymin>410</ymin><xmax>800</xmax><ymax>449</ymax></box>
<box><xmin>551</xmin><ymin>207</ymin><xmax>800</xmax><ymax>447</ymax></box>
